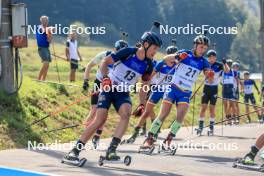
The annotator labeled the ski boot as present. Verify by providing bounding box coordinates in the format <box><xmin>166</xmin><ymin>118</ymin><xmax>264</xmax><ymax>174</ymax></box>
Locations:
<box><xmin>92</xmin><ymin>135</ymin><xmax>100</xmax><ymax>149</ymax></box>
<box><xmin>195</xmin><ymin>128</ymin><xmax>203</xmax><ymax>136</ymax></box>
<box><xmin>138</xmin><ymin>135</ymin><xmax>155</xmax><ymax>155</ymax></box>
<box><xmin>121</xmin><ymin>130</ymin><xmax>139</xmax><ymax>145</ymax></box>
<box><xmin>158</xmin><ymin>134</ymin><xmax>177</xmax><ymax>156</ymax></box>
<box><xmin>61</xmin><ymin>148</ymin><xmax>87</xmax><ymax>167</ymax></box>
<box><xmin>207</xmin><ymin>129</ymin><xmax>214</xmax><ymax>136</ymax></box>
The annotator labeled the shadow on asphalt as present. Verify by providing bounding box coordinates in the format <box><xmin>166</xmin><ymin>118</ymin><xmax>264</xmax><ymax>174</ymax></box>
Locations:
<box><xmin>29</xmin><ymin>149</ymin><xmax>181</xmax><ymax>176</ymax></box>
<box><xmin>176</xmin><ymin>154</ymin><xmax>234</xmax><ymax>164</ymax></box>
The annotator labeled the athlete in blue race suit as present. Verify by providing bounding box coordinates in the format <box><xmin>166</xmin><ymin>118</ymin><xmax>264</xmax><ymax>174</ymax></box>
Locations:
<box><xmin>64</xmin><ymin>32</ymin><xmax>162</xmax><ymax>161</ymax></box>
<box><xmin>141</xmin><ymin>35</ymin><xmax>215</xmax><ymax>150</ymax></box>
<box><xmin>122</xmin><ymin>46</ymin><xmax>178</xmax><ymax>144</ymax></box>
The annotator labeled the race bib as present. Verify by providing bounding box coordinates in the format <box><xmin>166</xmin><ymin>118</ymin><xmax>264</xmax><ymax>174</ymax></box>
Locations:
<box><xmin>244</xmin><ymin>85</ymin><xmax>253</xmax><ymax>94</ymax></box>
<box><xmin>109</xmin><ymin>62</ymin><xmax>141</xmax><ymax>86</ymax></box>
<box><xmin>172</xmin><ymin>63</ymin><xmax>200</xmax><ymax>91</ymax></box>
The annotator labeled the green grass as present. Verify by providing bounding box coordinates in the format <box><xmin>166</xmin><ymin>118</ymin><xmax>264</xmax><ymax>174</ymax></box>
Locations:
<box><xmin>0</xmin><ymin>39</ymin><xmax>262</xmax><ymax>150</ymax></box>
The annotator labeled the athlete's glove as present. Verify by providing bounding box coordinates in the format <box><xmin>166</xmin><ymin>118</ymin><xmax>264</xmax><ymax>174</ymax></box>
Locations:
<box><xmin>132</xmin><ymin>104</ymin><xmax>145</xmax><ymax>117</ymax></box>
<box><xmin>206</xmin><ymin>70</ymin><xmax>215</xmax><ymax>78</ymax></box>
<box><xmin>83</xmin><ymin>79</ymin><xmax>89</xmax><ymax>90</ymax></box>
<box><xmin>175</xmin><ymin>52</ymin><xmax>188</xmax><ymax>61</ymax></box>
<box><xmin>102</xmin><ymin>76</ymin><xmax>112</xmax><ymax>89</ymax></box>
<box><xmin>222</xmin><ymin>59</ymin><xmax>227</xmax><ymax>64</ymax></box>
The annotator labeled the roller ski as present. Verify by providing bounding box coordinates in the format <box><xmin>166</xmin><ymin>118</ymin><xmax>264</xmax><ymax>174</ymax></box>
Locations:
<box><xmin>157</xmin><ymin>135</ymin><xmax>177</xmax><ymax>156</ymax></box>
<box><xmin>61</xmin><ymin>148</ymin><xmax>87</xmax><ymax>167</ymax></box>
<box><xmin>138</xmin><ymin>135</ymin><xmax>155</xmax><ymax>155</ymax></box>
<box><xmin>207</xmin><ymin>122</ymin><xmax>214</xmax><ymax>136</ymax></box>
<box><xmin>232</xmin><ymin>158</ymin><xmax>264</xmax><ymax>172</ymax></box>
<box><xmin>207</xmin><ymin>129</ymin><xmax>214</xmax><ymax>136</ymax></box>
<box><xmin>195</xmin><ymin>128</ymin><xmax>203</xmax><ymax>136</ymax></box>
<box><xmin>98</xmin><ymin>151</ymin><xmax>132</xmax><ymax>166</ymax></box>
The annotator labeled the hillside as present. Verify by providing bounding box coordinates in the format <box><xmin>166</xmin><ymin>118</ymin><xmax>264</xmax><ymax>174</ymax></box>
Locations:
<box><xmin>0</xmin><ymin>39</ymin><xmax>261</xmax><ymax>150</ymax></box>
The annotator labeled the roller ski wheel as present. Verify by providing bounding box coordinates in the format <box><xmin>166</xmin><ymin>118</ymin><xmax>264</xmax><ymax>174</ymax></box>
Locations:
<box><xmin>207</xmin><ymin>130</ymin><xmax>214</xmax><ymax>136</ymax></box>
<box><xmin>158</xmin><ymin>144</ymin><xmax>177</xmax><ymax>156</ymax></box>
<box><xmin>98</xmin><ymin>155</ymin><xmax>132</xmax><ymax>166</ymax></box>
<box><xmin>233</xmin><ymin>158</ymin><xmax>264</xmax><ymax>172</ymax></box>
<box><xmin>61</xmin><ymin>155</ymin><xmax>87</xmax><ymax>167</ymax></box>
<box><xmin>195</xmin><ymin>128</ymin><xmax>203</xmax><ymax>136</ymax></box>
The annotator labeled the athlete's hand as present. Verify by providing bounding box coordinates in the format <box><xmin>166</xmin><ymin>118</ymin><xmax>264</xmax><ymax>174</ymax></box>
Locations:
<box><xmin>102</xmin><ymin>76</ymin><xmax>112</xmax><ymax>89</ymax></box>
<box><xmin>82</xmin><ymin>79</ymin><xmax>89</xmax><ymax>90</ymax></box>
<box><xmin>222</xmin><ymin>59</ymin><xmax>227</xmax><ymax>64</ymax></box>
<box><xmin>132</xmin><ymin>104</ymin><xmax>145</xmax><ymax>117</ymax></box>
<box><xmin>206</xmin><ymin>70</ymin><xmax>215</xmax><ymax>78</ymax></box>
<box><xmin>175</xmin><ymin>52</ymin><xmax>188</xmax><ymax>61</ymax></box>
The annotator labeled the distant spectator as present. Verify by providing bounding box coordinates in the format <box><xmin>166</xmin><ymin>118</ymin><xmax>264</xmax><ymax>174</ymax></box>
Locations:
<box><xmin>65</xmin><ymin>32</ymin><xmax>82</xmax><ymax>82</ymax></box>
<box><xmin>36</xmin><ymin>15</ymin><xmax>53</xmax><ymax>81</ymax></box>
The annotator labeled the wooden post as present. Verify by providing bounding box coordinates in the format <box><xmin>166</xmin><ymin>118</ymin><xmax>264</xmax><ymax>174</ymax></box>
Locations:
<box><xmin>0</xmin><ymin>0</ymin><xmax>14</xmax><ymax>93</ymax></box>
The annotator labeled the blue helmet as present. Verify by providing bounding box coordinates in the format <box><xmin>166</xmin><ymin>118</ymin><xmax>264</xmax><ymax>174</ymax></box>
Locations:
<box><xmin>141</xmin><ymin>31</ymin><xmax>162</xmax><ymax>47</ymax></box>
<box><xmin>114</xmin><ymin>40</ymin><xmax>128</xmax><ymax>51</ymax></box>
<box><xmin>166</xmin><ymin>46</ymin><xmax>178</xmax><ymax>54</ymax></box>
<box><xmin>207</xmin><ymin>50</ymin><xmax>217</xmax><ymax>57</ymax></box>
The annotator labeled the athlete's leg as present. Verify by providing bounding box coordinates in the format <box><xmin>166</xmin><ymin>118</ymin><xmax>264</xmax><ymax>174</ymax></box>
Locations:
<box><xmin>244</xmin><ymin>133</ymin><xmax>264</xmax><ymax>164</ymax></box>
<box><xmin>136</xmin><ymin>102</ymin><xmax>155</xmax><ymax>128</ymax></box>
<box><xmin>80</xmin><ymin>108</ymin><xmax>108</xmax><ymax>143</ymax></box>
<box><xmin>148</xmin><ymin>101</ymin><xmax>172</xmax><ymax>136</ymax></box>
<box><xmin>209</xmin><ymin>104</ymin><xmax>216</xmax><ymax>130</ymax></box>
<box><xmin>163</xmin><ymin>103</ymin><xmax>189</xmax><ymax>147</ymax></box>
<box><xmin>199</xmin><ymin>104</ymin><xmax>208</xmax><ymax>130</ymax></box>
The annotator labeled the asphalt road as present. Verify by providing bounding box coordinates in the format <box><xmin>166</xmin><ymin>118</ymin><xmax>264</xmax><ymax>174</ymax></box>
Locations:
<box><xmin>0</xmin><ymin>123</ymin><xmax>263</xmax><ymax>176</ymax></box>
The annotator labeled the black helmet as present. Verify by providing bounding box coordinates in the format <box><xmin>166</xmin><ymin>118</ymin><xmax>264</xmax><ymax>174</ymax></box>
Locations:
<box><xmin>114</xmin><ymin>40</ymin><xmax>128</xmax><ymax>51</ymax></box>
<box><xmin>166</xmin><ymin>46</ymin><xmax>178</xmax><ymax>54</ymax></box>
<box><xmin>194</xmin><ymin>35</ymin><xmax>210</xmax><ymax>46</ymax></box>
<box><xmin>207</xmin><ymin>50</ymin><xmax>217</xmax><ymax>57</ymax></box>
<box><xmin>141</xmin><ymin>31</ymin><xmax>162</xmax><ymax>47</ymax></box>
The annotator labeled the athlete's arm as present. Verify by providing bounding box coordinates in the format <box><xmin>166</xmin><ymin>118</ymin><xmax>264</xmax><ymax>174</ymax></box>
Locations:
<box><xmin>65</xmin><ymin>41</ymin><xmax>70</xmax><ymax>61</ymax></box>
<box><xmin>163</xmin><ymin>54</ymin><xmax>178</xmax><ymax>64</ymax></box>
<box><xmin>139</xmin><ymin>80</ymin><xmax>149</xmax><ymax>105</ymax></box>
<box><xmin>253</xmin><ymin>80</ymin><xmax>260</xmax><ymax>94</ymax></box>
<box><xmin>100</xmin><ymin>55</ymin><xmax>114</xmax><ymax>78</ymax></box>
<box><xmin>78</xmin><ymin>49</ymin><xmax>82</xmax><ymax>61</ymax></box>
<box><xmin>222</xmin><ymin>59</ymin><xmax>230</xmax><ymax>73</ymax></box>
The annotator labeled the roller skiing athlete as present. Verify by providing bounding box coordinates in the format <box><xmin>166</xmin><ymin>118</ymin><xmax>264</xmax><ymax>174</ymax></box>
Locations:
<box><xmin>222</xmin><ymin>59</ymin><xmax>238</xmax><ymax>125</ymax></box>
<box><xmin>138</xmin><ymin>35</ymin><xmax>214</xmax><ymax>155</ymax></box>
<box><xmin>132</xmin><ymin>59</ymin><xmax>158</xmax><ymax>137</ymax></box>
<box><xmin>232</xmin><ymin>62</ymin><xmax>242</xmax><ymax>124</ymax></box>
<box><xmin>122</xmin><ymin>46</ymin><xmax>178</xmax><ymax>144</ymax></box>
<box><xmin>241</xmin><ymin>71</ymin><xmax>262</xmax><ymax>123</ymax></box>
<box><xmin>196</xmin><ymin>49</ymin><xmax>223</xmax><ymax>136</ymax></box>
<box><xmin>62</xmin><ymin>32</ymin><xmax>162</xmax><ymax>166</ymax></box>
<box><xmin>82</xmin><ymin>40</ymin><xmax>128</xmax><ymax>149</ymax></box>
